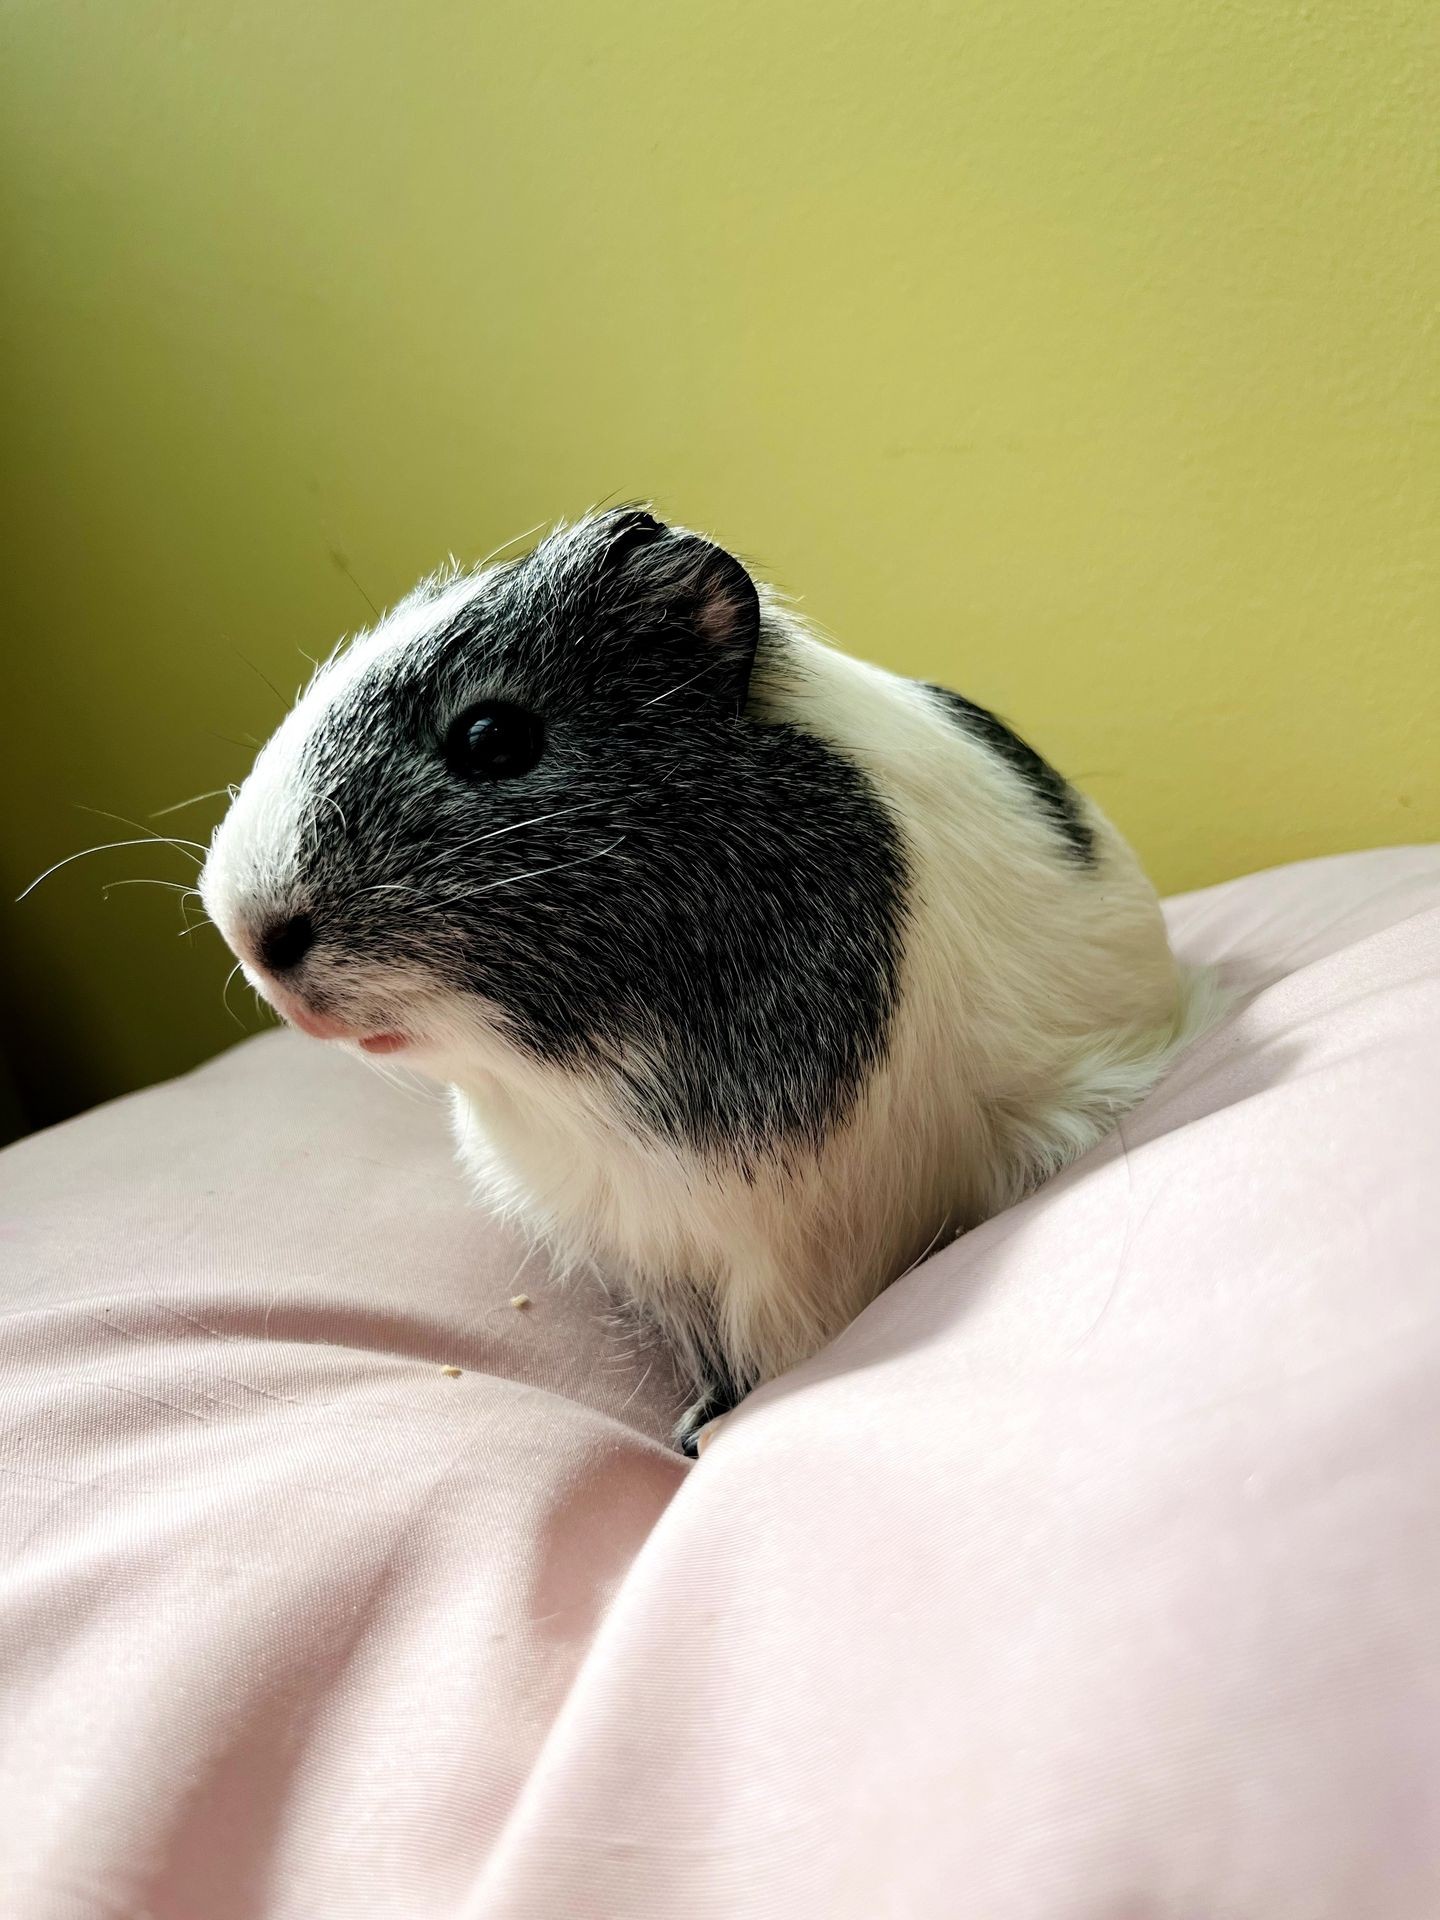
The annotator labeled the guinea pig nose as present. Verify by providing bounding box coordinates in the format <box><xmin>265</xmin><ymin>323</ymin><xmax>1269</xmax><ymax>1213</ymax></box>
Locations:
<box><xmin>256</xmin><ymin>910</ymin><xmax>315</xmax><ymax>973</ymax></box>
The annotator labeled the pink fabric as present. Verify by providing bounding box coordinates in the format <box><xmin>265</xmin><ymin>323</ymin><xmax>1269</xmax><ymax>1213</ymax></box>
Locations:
<box><xmin>3</xmin><ymin>847</ymin><xmax>1439</xmax><ymax>1919</ymax></box>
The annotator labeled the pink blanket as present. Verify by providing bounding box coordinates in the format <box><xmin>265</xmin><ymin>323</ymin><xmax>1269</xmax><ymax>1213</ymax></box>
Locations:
<box><xmin>3</xmin><ymin>848</ymin><xmax>1438</xmax><ymax>1918</ymax></box>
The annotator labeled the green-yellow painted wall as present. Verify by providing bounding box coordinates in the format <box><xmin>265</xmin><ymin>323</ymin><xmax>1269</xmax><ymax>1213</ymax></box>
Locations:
<box><xmin>1</xmin><ymin>0</ymin><xmax>1436</xmax><ymax>1130</ymax></box>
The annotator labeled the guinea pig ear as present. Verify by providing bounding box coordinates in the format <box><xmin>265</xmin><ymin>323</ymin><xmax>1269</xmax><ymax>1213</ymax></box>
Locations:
<box><xmin>581</xmin><ymin>509</ymin><xmax>761</xmax><ymax>715</ymax></box>
<box><xmin>587</xmin><ymin>505</ymin><xmax>669</xmax><ymax>573</ymax></box>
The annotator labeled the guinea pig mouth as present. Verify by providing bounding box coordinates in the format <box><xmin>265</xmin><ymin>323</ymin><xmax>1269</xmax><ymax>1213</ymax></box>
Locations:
<box><xmin>263</xmin><ymin>982</ymin><xmax>409</xmax><ymax>1054</ymax></box>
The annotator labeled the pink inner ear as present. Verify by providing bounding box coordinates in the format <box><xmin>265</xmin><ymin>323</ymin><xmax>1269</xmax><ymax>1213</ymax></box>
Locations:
<box><xmin>695</xmin><ymin>587</ymin><xmax>737</xmax><ymax>641</ymax></box>
<box><xmin>694</xmin><ymin>575</ymin><xmax>749</xmax><ymax>648</ymax></box>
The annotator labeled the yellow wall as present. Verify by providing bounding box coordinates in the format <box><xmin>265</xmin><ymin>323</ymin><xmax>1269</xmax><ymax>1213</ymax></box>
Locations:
<box><xmin>1</xmin><ymin>0</ymin><xmax>1436</xmax><ymax>1128</ymax></box>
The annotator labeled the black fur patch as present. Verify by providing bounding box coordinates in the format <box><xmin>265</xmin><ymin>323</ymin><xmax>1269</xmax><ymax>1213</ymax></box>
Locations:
<box><xmin>925</xmin><ymin>685</ymin><xmax>1096</xmax><ymax>865</ymax></box>
<box><xmin>295</xmin><ymin>515</ymin><xmax>909</xmax><ymax>1165</ymax></box>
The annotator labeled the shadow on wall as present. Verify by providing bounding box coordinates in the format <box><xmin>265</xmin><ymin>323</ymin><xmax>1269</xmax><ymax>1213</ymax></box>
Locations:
<box><xmin>0</xmin><ymin>913</ymin><xmax>65</xmax><ymax>1143</ymax></box>
<box><xmin>0</xmin><ymin>885</ymin><xmax>272</xmax><ymax>1145</ymax></box>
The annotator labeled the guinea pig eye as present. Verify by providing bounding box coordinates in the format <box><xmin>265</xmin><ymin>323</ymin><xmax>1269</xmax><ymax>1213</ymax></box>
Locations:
<box><xmin>443</xmin><ymin>701</ymin><xmax>545</xmax><ymax>781</ymax></box>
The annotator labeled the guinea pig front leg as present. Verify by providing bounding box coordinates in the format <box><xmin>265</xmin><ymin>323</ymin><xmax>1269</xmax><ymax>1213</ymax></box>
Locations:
<box><xmin>674</xmin><ymin>1367</ymin><xmax>746</xmax><ymax>1458</ymax></box>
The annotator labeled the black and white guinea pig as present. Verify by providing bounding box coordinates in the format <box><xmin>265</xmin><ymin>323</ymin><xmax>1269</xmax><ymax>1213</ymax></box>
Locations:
<box><xmin>202</xmin><ymin>508</ymin><xmax>1210</xmax><ymax>1447</ymax></box>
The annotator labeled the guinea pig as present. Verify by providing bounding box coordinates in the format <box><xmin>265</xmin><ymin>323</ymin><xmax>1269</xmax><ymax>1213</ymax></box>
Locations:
<box><xmin>201</xmin><ymin>508</ymin><xmax>1214</xmax><ymax>1448</ymax></box>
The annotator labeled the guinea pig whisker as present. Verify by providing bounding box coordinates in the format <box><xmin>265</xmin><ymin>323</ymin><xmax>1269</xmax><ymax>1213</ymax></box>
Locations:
<box><xmin>327</xmin><ymin>551</ymin><xmax>381</xmax><ymax>620</ymax></box>
<box><xmin>348</xmin><ymin>881</ymin><xmax>427</xmax><ymax>903</ymax></box>
<box><xmin>73</xmin><ymin>804</ymin><xmax>208</xmax><ymax>857</ymax></box>
<box><xmin>478</xmin><ymin>833</ymin><xmax>627</xmax><ymax>893</ymax></box>
<box><xmin>221</xmin><ymin>960</ymin><xmax>247</xmax><ymax>1027</ymax></box>
<box><xmin>640</xmin><ymin>659</ymin><xmax>725</xmax><ymax>708</ymax></box>
<box><xmin>360</xmin><ymin>1057</ymin><xmax>440</xmax><ymax>1107</ymax></box>
<box><xmin>428</xmin><ymin>834</ymin><xmax>627</xmax><ymax>909</ymax></box>
<box><xmin>247</xmin><ymin>982</ymin><xmax>279</xmax><ymax>1025</ymax></box>
<box><xmin>402</xmin><ymin>800</ymin><xmax>612</xmax><ymax>882</ymax></box>
<box><xmin>479</xmin><ymin>520</ymin><xmax>547</xmax><ymax>570</ymax></box>
<box><xmin>150</xmin><ymin>787</ymin><xmax>235</xmax><ymax>819</ymax></box>
<box><xmin>231</xmin><ymin>647</ymin><xmax>292</xmax><ymax>711</ymax></box>
<box><xmin>96</xmin><ymin>874</ymin><xmax>211</xmax><ymax>937</ymax></box>
<box><xmin>319</xmin><ymin>794</ymin><xmax>350</xmax><ymax>835</ymax></box>
<box><xmin>101</xmin><ymin>878</ymin><xmax>198</xmax><ymax>896</ymax></box>
<box><xmin>175</xmin><ymin>886</ymin><xmax>208</xmax><ymax>936</ymax></box>
<box><xmin>177</xmin><ymin>894</ymin><xmax>221</xmax><ymax>938</ymax></box>
<box><xmin>16</xmin><ymin>837</ymin><xmax>204</xmax><ymax>903</ymax></box>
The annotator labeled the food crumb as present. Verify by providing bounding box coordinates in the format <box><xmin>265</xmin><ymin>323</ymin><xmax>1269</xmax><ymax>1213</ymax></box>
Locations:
<box><xmin>510</xmin><ymin>1293</ymin><xmax>532</xmax><ymax>1310</ymax></box>
<box><xmin>440</xmin><ymin>1364</ymin><xmax>463</xmax><ymax>1378</ymax></box>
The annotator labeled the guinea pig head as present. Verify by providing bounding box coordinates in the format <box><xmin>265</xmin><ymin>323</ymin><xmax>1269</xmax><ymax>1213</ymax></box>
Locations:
<box><xmin>199</xmin><ymin>509</ymin><xmax>765</xmax><ymax>1075</ymax></box>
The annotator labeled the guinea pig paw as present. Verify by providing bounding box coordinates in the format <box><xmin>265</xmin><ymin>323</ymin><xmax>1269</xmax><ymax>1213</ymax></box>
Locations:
<box><xmin>676</xmin><ymin>1409</ymin><xmax>714</xmax><ymax>1458</ymax></box>
<box><xmin>674</xmin><ymin>1388</ymin><xmax>741</xmax><ymax>1458</ymax></box>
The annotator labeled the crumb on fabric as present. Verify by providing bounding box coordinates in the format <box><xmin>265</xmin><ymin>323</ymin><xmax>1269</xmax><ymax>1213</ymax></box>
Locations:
<box><xmin>510</xmin><ymin>1294</ymin><xmax>532</xmax><ymax>1310</ymax></box>
<box><xmin>440</xmin><ymin>1365</ymin><xmax>463</xmax><ymax>1378</ymax></box>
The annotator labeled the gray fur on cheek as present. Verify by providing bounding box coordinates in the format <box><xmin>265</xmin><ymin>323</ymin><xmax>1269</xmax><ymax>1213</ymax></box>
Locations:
<box><xmin>289</xmin><ymin>602</ymin><xmax>908</xmax><ymax>1164</ymax></box>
